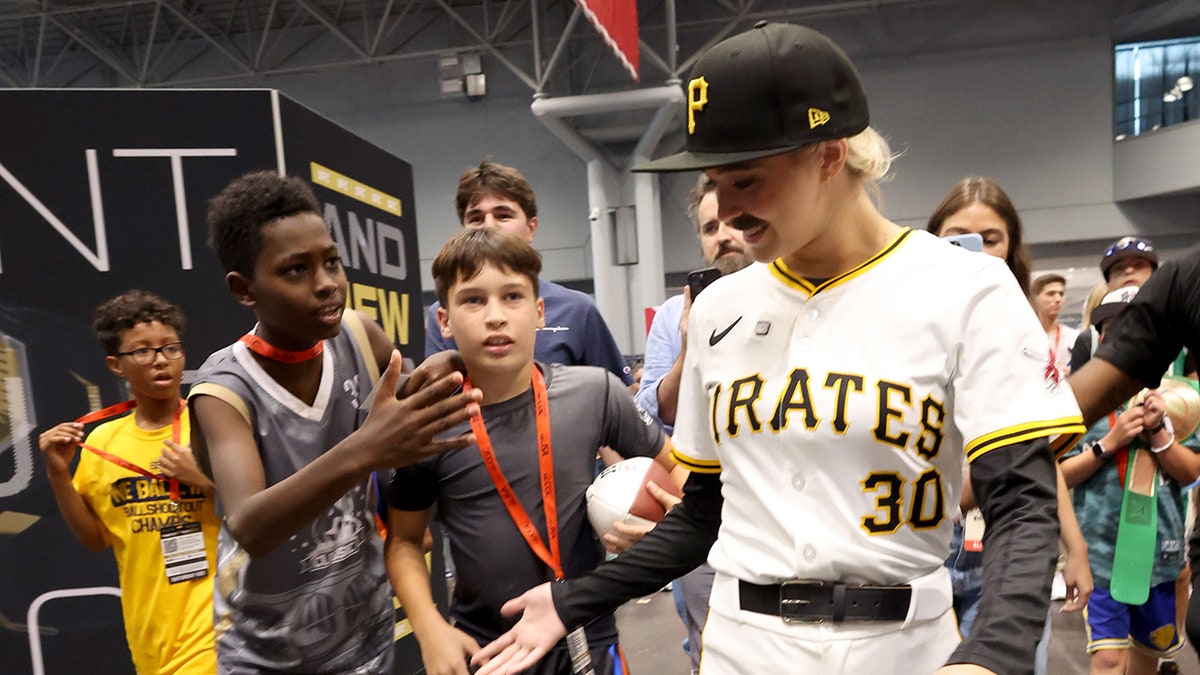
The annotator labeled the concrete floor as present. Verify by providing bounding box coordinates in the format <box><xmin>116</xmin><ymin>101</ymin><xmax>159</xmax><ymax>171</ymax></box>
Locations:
<box><xmin>615</xmin><ymin>592</ymin><xmax>1200</xmax><ymax>675</ymax></box>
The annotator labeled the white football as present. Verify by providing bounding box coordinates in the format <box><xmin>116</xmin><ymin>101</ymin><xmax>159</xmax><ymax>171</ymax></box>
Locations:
<box><xmin>586</xmin><ymin>457</ymin><xmax>680</xmax><ymax>541</ymax></box>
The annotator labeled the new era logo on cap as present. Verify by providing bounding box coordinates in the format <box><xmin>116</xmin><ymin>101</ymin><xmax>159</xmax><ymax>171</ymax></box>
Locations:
<box><xmin>635</xmin><ymin>22</ymin><xmax>869</xmax><ymax>173</ymax></box>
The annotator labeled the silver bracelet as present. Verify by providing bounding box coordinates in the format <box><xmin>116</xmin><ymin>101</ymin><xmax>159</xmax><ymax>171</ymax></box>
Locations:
<box><xmin>1150</xmin><ymin>416</ymin><xmax>1175</xmax><ymax>454</ymax></box>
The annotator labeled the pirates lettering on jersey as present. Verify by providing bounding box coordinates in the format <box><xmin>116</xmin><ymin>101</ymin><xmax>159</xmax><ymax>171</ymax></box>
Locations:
<box><xmin>874</xmin><ymin>380</ymin><xmax>912</xmax><ymax>449</ymax></box>
<box><xmin>726</xmin><ymin>375</ymin><xmax>764</xmax><ymax>437</ymax></box>
<box><xmin>709</xmin><ymin>367</ymin><xmax>946</xmax><ymax>458</ymax></box>
<box><xmin>824</xmin><ymin>372</ymin><xmax>863</xmax><ymax>434</ymax></box>
<box><xmin>707</xmin><ymin>367</ymin><xmax>951</xmax><ymax>537</ymax></box>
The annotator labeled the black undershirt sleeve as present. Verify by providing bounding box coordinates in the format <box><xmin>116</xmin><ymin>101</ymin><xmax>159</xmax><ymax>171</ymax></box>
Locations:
<box><xmin>552</xmin><ymin>471</ymin><xmax>723</xmax><ymax>629</ymax></box>
<box><xmin>556</xmin><ymin>439</ymin><xmax>1055</xmax><ymax>674</ymax></box>
<box><xmin>948</xmin><ymin>436</ymin><xmax>1058</xmax><ymax>675</ymax></box>
<box><xmin>1095</xmin><ymin>260</ymin><xmax>1190</xmax><ymax>387</ymax></box>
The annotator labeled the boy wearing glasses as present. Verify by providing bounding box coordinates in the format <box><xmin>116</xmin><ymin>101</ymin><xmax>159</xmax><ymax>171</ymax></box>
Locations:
<box><xmin>37</xmin><ymin>289</ymin><xmax>219</xmax><ymax>674</ymax></box>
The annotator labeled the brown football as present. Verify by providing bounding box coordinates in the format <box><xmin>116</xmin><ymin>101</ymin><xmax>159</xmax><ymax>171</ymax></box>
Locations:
<box><xmin>586</xmin><ymin>457</ymin><xmax>682</xmax><ymax>540</ymax></box>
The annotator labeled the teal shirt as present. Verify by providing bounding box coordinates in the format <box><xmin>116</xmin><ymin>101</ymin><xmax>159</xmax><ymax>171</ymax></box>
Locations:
<box><xmin>1065</xmin><ymin>414</ymin><xmax>1198</xmax><ymax>588</ymax></box>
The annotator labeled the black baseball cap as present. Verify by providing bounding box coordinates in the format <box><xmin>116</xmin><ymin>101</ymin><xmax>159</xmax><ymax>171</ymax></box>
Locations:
<box><xmin>1100</xmin><ymin>236</ymin><xmax>1157</xmax><ymax>280</ymax></box>
<box><xmin>634</xmin><ymin>22</ymin><xmax>869</xmax><ymax>173</ymax></box>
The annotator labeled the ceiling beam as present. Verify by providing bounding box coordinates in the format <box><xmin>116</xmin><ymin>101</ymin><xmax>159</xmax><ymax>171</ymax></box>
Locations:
<box><xmin>31</xmin><ymin>6</ymin><xmax>139</xmax><ymax>83</ymax></box>
<box><xmin>431</xmin><ymin>0</ymin><xmax>537</xmax><ymax>90</ymax></box>
<box><xmin>294</xmin><ymin>0</ymin><xmax>369</xmax><ymax>59</ymax></box>
<box><xmin>157</xmin><ymin>0</ymin><xmax>256</xmax><ymax>76</ymax></box>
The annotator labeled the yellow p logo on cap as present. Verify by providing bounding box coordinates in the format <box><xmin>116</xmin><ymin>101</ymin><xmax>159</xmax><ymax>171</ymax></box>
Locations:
<box><xmin>688</xmin><ymin>77</ymin><xmax>709</xmax><ymax>134</ymax></box>
<box><xmin>808</xmin><ymin>108</ymin><xmax>831</xmax><ymax>129</ymax></box>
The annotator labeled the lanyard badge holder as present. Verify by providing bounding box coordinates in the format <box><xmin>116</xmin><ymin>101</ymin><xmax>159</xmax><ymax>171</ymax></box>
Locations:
<box><xmin>75</xmin><ymin>399</ymin><xmax>207</xmax><ymax>584</ymax></box>
<box><xmin>467</xmin><ymin>368</ymin><xmax>595</xmax><ymax>675</ymax></box>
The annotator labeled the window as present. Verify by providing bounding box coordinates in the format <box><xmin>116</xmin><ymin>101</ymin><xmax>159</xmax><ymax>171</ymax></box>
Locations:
<box><xmin>1114</xmin><ymin>37</ymin><xmax>1199</xmax><ymax>139</ymax></box>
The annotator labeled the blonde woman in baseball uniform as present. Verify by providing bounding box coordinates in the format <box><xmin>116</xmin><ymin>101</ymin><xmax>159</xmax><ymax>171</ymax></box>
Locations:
<box><xmin>473</xmin><ymin>22</ymin><xmax>1085</xmax><ymax>675</ymax></box>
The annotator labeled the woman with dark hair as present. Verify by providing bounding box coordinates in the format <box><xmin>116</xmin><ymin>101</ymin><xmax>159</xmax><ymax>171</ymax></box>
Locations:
<box><xmin>927</xmin><ymin>176</ymin><xmax>1033</xmax><ymax>297</ymax></box>
<box><xmin>929</xmin><ymin>177</ymin><xmax>1091</xmax><ymax>675</ymax></box>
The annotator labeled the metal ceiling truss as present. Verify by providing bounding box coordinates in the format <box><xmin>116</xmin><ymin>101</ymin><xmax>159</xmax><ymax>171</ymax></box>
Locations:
<box><xmin>0</xmin><ymin>0</ymin><xmax>944</xmax><ymax>93</ymax></box>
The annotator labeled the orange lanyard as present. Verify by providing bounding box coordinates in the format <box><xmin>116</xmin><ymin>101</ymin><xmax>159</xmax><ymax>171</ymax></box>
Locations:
<box><xmin>75</xmin><ymin>399</ymin><xmax>186</xmax><ymax>502</ymax></box>
<box><xmin>239</xmin><ymin>333</ymin><xmax>324</xmax><ymax>363</ymax></box>
<box><xmin>466</xmin><ymin>368</ymin><xmax>563</xmax><ymax>579</ymax></box>
<box><xmin>1049</xmin><ymin>325</ymin><xmax>1061</xmax><ymax>364</ymax></box>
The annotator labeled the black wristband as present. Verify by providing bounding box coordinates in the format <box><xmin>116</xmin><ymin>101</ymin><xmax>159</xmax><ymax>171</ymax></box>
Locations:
<box><xmin>1091</xmin><ymin>442</ymin><xmax>1108</xmax><ymax>459</ymax></box>
<box><xmin>1150</xmin><ymin>419</ymin><xmax>1167</xmax><ymax>433</ymax></box>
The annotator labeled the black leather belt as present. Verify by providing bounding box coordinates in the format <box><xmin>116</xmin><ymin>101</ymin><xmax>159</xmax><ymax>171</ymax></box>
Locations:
<box><xmin>738</xmin><ymin>579</ymin><xmax>912</xmax><ymax>623</ymax></box>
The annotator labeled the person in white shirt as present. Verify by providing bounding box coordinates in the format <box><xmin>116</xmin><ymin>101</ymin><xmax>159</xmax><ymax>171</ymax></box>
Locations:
<box><xmin>1030</xmin><ymin>273</ymin><xmax>1079</xmax><ymax>376</ymax></box>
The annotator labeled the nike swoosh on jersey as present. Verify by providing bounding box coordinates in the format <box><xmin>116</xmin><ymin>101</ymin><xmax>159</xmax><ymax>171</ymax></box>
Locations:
<box><xmin>709</xmin><ymin>317</ymin><xmax>742</xmax><ymax>346</ymax></box>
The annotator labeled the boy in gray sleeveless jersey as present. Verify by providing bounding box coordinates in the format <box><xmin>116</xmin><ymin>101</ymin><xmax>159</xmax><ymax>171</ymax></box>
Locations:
<box><xmin>190</xmin><ymin>171</ymin><xmax>481</xmax><ymax>674</ymax></box>
<box><xmin>386</xmin><ymin>228</ymin><xmax>682</xmax><ymax>675</ymax></box>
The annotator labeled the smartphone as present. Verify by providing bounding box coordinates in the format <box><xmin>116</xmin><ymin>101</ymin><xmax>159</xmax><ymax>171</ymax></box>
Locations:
<box><xmin>686</xmin><ymin>267</ymin><xmax>722</xmax><ymax>299</ymax></box>
<box><xmin>944</xmin><ymin>233</ymin><xmax>984</xmax><ymax>252</ymax></box>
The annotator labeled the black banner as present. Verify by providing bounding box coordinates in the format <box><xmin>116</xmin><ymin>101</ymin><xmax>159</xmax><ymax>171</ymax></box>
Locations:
<box><xmin>0</xmin><ymin>89</ymin><xmax>425</xmax><ymax>674</ymax></box>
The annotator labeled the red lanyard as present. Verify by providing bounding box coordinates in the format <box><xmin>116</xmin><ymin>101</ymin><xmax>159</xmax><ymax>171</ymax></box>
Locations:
<box><xmin>466</xmin><ymin>368</ymin><xmax>563</xmax><ymax>579</ymax></box>
<box><xmin>1108</xmin><ymin>410</ymin><xmax>1132</xmax><ymax>487</ymax></box>
<box><xmin>239</xmin><ymin>333</ymin><xmax>324</xmax><ymax>363</ymax></box>
<box><xmin>1042</xmin><ymin>325</ymin><xmax>1064</xmax><ymax>384</ymax></box>
<box><xmin>75</xmin><ymin>399</ymin><xmax>186</xmax><ymax>502</ymax></box>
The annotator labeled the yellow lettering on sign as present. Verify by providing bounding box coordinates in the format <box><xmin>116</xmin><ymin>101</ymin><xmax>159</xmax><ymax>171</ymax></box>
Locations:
<box><xmin>347</xmin><ymin>282</ymin><xmax>410</xmax><ymax>346</ymax></box>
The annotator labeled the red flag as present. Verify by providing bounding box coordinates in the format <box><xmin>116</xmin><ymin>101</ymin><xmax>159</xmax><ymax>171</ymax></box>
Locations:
<box><xmin>574</xmin><ymin>0</ymin><xmax>639</xmax><ymax>81</ymax></box>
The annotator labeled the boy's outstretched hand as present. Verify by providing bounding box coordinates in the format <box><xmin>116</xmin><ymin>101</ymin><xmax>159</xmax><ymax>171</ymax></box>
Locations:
<box><xmin>362</xmin><ymin>350</ymin><xmax>481</xmax><ymax>470</ymax></box>
<box><xmin>471</xmin><ymin>583</ymin><xmax>565</xmax><ymax>675</ymax></box>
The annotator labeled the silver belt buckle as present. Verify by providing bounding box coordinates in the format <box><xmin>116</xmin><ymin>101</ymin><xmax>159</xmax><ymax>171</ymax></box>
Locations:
<box><xmin>779</xmin><ymin>579</ymin><xmax>828</xmax><ymax>624</ymax></box>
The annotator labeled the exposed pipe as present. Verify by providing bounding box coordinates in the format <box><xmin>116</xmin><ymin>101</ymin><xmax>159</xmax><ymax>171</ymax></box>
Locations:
<box><xmin>531</xmin><ymin>83</ymin><xmax>684</xmax><ymax>352</ymax></box>
<box><xmin>666</xmin><ymin>0</ymin><xmax>677</xmax><ymax>73</ymax></box>
<box><xmin>531</xmin><ymin>0</ymin><xmax>542</xmax><ymax>84</ymax></box>
<box><xmin>531</xmin><ymin>84</ymin><xmax>683</xmax><ymax>117</ymax></box>
<box><xmin>537</xmin><ymin>7</ymin><xmax>583</xmax><ymax>91</ymax></box>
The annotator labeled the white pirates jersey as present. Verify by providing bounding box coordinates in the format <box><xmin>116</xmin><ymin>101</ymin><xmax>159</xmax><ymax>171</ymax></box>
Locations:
<box><xmin>670</xmin><ymin>228</ymin><xmax>1084</xmax><ymax>587</ymax></box>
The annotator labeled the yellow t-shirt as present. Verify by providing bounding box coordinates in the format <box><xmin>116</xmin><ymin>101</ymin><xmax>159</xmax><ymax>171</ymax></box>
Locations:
<box><xmin>72</xmin><ymin>411</ymin><xmax>219</xmax><ymax>674</ymax></box>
